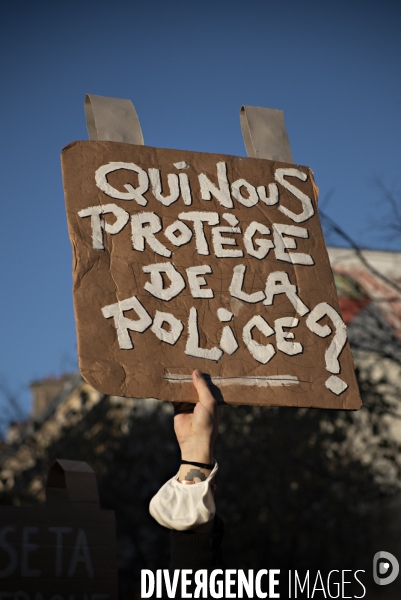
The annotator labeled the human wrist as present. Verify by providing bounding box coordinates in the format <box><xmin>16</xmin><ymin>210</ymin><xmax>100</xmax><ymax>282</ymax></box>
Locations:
<box><xmin>180</xmin><ymin>443</ymin><xmax>214</xmax><ymax>465</ymax></box>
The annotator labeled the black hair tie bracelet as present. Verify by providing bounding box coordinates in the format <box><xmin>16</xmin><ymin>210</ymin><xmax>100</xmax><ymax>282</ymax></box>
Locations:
<box><xmin>181</xmin><ymin>459</ymin><xmax>214</xmax><ymax>470</ymax></box>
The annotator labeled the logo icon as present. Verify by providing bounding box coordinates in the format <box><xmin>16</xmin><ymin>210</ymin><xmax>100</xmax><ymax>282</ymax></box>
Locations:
<box><xmin>373</xmin><ymin>551</ymin><xmax>399</xmax><ymax>586</ymax></box>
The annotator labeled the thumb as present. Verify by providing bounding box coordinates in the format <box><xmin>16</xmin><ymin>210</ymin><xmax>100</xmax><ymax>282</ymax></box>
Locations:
<box><xmin>192</xmin><ymin>370</ymin><xmax>216</xmax><ymax>411</ymax></box>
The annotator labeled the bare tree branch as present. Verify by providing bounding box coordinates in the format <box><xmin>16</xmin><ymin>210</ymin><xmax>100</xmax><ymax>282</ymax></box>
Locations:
<box><xmin>319</xmin><ymin>188</ymin><xmax>335</xmax><ymax>211</ymax></box>
<box><xmin>371</xmin><ymin>177</ymin><xmax>401</xmax><ymax>240</ymax></box>
<box><xmin>320</xmin><ymin>209</ymin><xmax>401</xmax><ymax>294</ymax></box>
<box><xmin>0</xmin><ymin>380</ymin><xmax>26</xmax><ymax>421</ymax></box>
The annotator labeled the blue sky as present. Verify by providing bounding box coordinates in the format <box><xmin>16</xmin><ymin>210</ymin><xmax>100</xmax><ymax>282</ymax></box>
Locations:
<box><xmin>0</xmin><ymin>0</ymin><xmax>400</xmax><ymax>426</ymax></box>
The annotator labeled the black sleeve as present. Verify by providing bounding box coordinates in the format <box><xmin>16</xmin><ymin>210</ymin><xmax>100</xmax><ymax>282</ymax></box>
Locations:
<box><xmin>170</xmin><ymin>515</ymin><xmax>225</xmax><ymax>570</ymax></box>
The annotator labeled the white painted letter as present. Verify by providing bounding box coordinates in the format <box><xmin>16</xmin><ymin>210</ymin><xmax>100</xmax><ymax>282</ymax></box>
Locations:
<box><xmin>275</xmin><ymin>168</ymin><xmax>314</xmax><ymax>223</ymax></box>
<box><xmin>179</xmin><ymin>211</ymin><xmax>219</xmax><ymax>255</ymax></box>
<box><xmin>149</xmin><ymin>168</ymin><xmax>180</xmax><ymax>206</ymax></box>
<box><xmin>185</xmin><ymin>308</ymin><xmax>223</xmax><ymax>361</ymax></box>
<box><xmin>212</xmin><ymin>214</ymin><xmax>244</xmax><ymax>258</ymax></box>
<box><xmin>179</xmin><ymin>173</ymin><xmax>192</xmax><ymax>206</ymax></box>
<box><xmin>186</xmin><ymin>265</ymin><xmax>214</xmax><ymax>298</ymax></box>
<box><xmin>95</xmin><ymin>162</ymin><xmax>149</xmax><ymax>205</ymax></box>
<box><xmin>244</xmin><ymin>222</ymin><xmax>274</xmax><ymax>260</ymax></box>
<box><xmin>273</xmin><ymin>223</ymin><xmax>314</xmax><ymax>265</ymax></box>
<box><xmin>231</xmin><ymin>179</ymin><xmax>258</xmax><ymax>207</ymax></box>
<box><xmin>101</xmin><ymin>296</ymin><xmax>152</xmax><ymax>349</ymax></box>
<box><xmin>143</xmin><ymin>262</ymin><xmax>186</xmax><ymax>301</ymax></box>
<box><xmin>198</xmin><ymin>162</ymin><xmax>233</xmax><ymax>208</ymax></box>
<box><xmin>78</xmin><ymin>203</ymin><xmax>130</xmax><ymax>250</ymax></box>
<box><xmin>264</xmin><ymin>271</ymin><xmax>309</xmax><ymax>316</ymax></box>
<box><xmin>229</xmin><ymin>265</ymin><xmax>265</xmax><ymax>304</ymax></box>
<box><xmin>275</xmin><ymin>317</ymin><xmax>303</xmax><ymax>355</ymax></box>
<box><xmin>257</xmin><ymin>183</ymin><xmax>279</xmax><ymax>206</ymax></box>
<box><xmin>217</xmin><ymin>308</ymin><xmax>238</xmax><ymax>355</ymax></box>
<box><xmin>131</xmin><ymin>212</ymin><xmax>172</xmax><ymax>258</ymax></box>
<box><xmin>243</xmin><ymin>316</ymin><xmax>275</xmax><ymax>364</ymax></box>
<box><xmin>151</xmin><ymin>311</ymin><xmax>183</xmax><ymax>345</ymax></box>
<box><xmin>173</xmin><ymin>162</ymin><xmax>192</xmax><ymax>205</ymax></box>
<box><xmin>164</xmin><ymin>220</ymin><xmax>193</xmax><ymax>247</ymax></box>
<box><xmin>306</xmin><ymin>302</ymin><xmax>347</xmax><ymax>374</ymax></box>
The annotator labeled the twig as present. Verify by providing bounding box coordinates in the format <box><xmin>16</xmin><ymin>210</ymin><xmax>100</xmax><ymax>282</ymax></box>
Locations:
<box><xmin>320</xmin><ymin>210</ymin><xmax>401</xmax><ymax>295</ymax></box>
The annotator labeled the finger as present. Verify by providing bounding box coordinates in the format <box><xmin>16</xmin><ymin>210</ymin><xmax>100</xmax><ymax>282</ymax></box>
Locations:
<box><xmin>192</xmin><ymin>370</ymin><xmax>216</xmax><ymax>412</ymax></box>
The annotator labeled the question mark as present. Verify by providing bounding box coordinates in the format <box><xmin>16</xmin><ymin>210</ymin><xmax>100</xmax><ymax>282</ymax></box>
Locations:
<box><xmin>306</xmin><ymin>302</ymin><xmax>348</xmax><ymax>395</ymax></box>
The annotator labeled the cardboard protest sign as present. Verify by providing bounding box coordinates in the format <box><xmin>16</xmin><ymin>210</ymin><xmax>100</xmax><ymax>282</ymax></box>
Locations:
<box><xmin>62</xmin><ymin>141</ymin><xmax>361</xmax><ymax>409</ymax></box>
<box><xmin>0</xmin><ymin>460</ymin><xmax>118</xmax><ymax>599</ymax></box>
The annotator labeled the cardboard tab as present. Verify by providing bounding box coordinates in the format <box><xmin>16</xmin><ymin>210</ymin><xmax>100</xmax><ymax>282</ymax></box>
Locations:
<box><xmin>85</xmin><ymin>93</ymin><xmax>144</xmax><ymax>144</ymax></box>
<box><xmin>240</xmin><ymin>105</ymin><xmax>294</xmax><ymax>163</ymax></box>
<box><xmin>46</xmin><ymin>459</ymin><xmax>100</xmax><ymax>505</ymax></box>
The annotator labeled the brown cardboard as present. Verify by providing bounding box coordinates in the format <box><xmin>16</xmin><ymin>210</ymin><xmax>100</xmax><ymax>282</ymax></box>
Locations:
<box><xmin>61</xmin><ymin>141</ymin><xmax>362</xmax><ymax>410</ymax></box>
<box><xmin>0</xmin><ymin>460</ymin><xmax>118</xmax><ymax>597</ymax></box>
